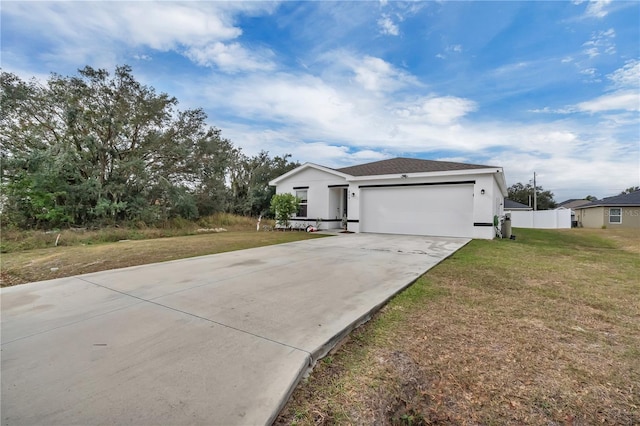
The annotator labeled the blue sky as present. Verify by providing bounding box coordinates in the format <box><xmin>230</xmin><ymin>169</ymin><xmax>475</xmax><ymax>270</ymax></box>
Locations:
<box><xmin>2</xmin><ymin>0</ymin><xmax>639</xmax><ymax>201</ymax></box>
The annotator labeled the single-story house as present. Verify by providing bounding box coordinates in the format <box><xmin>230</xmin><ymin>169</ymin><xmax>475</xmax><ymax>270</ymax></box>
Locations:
<box><xmin>504</xmin><ymin>199</ymin><xmax>532</xmax><ymax>212</ymax></box>
<box><xmin>269</xmin><ymin>157</ymin><xmax>507</xmax><ymax>239</ymax></box>
<box><xmin>574</xmin><ymin>190</ymin><xmax>640</xmax><ymax>229</ymax></box>
<box><xmin>555</xmin><ymin>199</ymin><xmax>592</xmax><ymax>227</ymax></box>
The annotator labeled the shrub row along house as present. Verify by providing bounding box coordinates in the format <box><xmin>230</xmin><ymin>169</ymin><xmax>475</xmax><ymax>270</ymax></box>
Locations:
<box><xmin>269</xmin><ymin>157</ymin><xmax>507</xmax><ymax>239</ymax></box>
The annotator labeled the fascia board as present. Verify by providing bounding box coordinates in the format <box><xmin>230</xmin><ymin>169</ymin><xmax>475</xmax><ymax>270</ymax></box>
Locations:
<box><xmin>347</xmin><ymin>167</ymin><xmax>503</xmax><ymax>182</ymax></box>
<box><xmin>494</xmin><ymin>168</ymin><xmax>508</xmax><ymax>196</ymax></box>
<box><xmin>269</xmin><ymin>162</ymin><xmax>352</xmax><ymax>186</ymax></box>
<box><xmin>575</xmin><ymin>203</ymin><xmax>638</xmax><ymax>209</ymax></box>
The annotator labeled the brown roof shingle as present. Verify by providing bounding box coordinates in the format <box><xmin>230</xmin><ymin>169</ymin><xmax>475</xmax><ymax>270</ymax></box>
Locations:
<box><xmin>335</xmin><ymin>157</ymin><xmax>497</xmax><ymax>177</ymax></box>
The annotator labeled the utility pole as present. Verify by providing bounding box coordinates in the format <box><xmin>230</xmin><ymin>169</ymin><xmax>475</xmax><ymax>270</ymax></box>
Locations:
<box><xmin>533</xmin><ymin>172</ymin><xmax>537</xmax><ymax>211</ymax></box>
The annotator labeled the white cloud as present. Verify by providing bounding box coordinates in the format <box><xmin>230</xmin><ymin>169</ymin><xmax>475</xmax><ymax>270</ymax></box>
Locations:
<box><xmin>186</xmin><ymin>42</ymin><xmax>275</xmax><ymax>72</ymax></box>
<box><xmin>0</xmin><ymin>2</ymin><xmax>276</xmax><ymax>73</ymax></box>
<box><xmin>195</xmin><ymin>64</ymin><xmax>637</xmax><ymax>200</ymax></box>
<box><xmin>584</xmin><ymin>0</ymin><xmax>613</xmax><ymax>18</ymax></box>
<box><xmin>394</xmin><ymin>96</ymin><xmax>478</xmax><ymax>125</ymax></box>
<box><xmin>582</xmin><ymin>28</ymin><xmax>616</xmax><ymax>58</ymax></box>
<box><xmin>318</xmin><ymin>52</ymin><xmax>419</xmax><ymax>93</ymax></box>
<box><xmin>577</xmin><ymin>91</ymin><xmax>640</xmax><ymax>112</ymax></box>
<box><xmin>377</xmin><ymin>14</ymin><xmax>399</xmax><ymax>36</ymax></box>
<box><xmin>351</xmin><ymin>56</ymin><xmax>416</xmax><ymax>92</ymax></box>
<box><xmin>608</xmin><ymin>60</ymin><xmax>640</xmax><ymax>89</ymax></box>
<box><xmin>580</xmin><ymin>67</ymin><xmax>601</xmax><ymax>83</ymax></box>
<box><xmin>533</xmin><ymin>61</ymin><xmax>640</xmax><ymax>114</ymax></box>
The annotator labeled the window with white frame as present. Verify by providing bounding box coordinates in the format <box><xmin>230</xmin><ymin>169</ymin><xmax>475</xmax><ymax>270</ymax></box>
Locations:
<box><xmin>609</xmin><ymin>208</ymin><xmax>621</xmax><ymax>223</ymax></box>
<box><xmin>296</xmin><ymin>190</ymin><xmax>308</xmax><ymax>217</ymax></box>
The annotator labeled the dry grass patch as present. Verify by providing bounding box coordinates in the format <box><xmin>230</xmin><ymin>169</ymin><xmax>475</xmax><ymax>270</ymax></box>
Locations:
<box><xmin>1</xmin><ymin>231</ymin><xmax>323</xmax><ymax>286</ymax></box>
<box><xmin>0</xmin><ymin>213</ymin><xmax>273</xmax><ymax>253</ymax></box>
<box><xmin>276</xmin><ymin>228</ymin><xmax>640</xmax><ymax>425</ymax></box>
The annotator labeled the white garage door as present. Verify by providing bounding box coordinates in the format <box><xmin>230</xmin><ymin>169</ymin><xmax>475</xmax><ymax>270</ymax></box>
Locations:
<box><xmin>360</xmin><ymin>184</ymin><xmax>474</xmax><ymax>238</ymax></box>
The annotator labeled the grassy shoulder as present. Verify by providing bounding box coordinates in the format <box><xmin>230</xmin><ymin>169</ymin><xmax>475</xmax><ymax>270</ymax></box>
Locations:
<box><xmin>0</xmin><ymin>213</ymin><xmax>275</xmax><ymax>253</ymax></box>
<box><xmin>1</xmin><ymin>229</ymin><xmax>324</xmax><ymax>287</ymax></box>
<box><xmin>276</xmin><ymin>228</ymin><xmax>640</xmax><ymax>425</ymax></box>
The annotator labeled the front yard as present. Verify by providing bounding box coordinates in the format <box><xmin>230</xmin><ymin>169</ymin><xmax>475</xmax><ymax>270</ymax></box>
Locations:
<box><xmin>0</xmin><ymin>231</ymin><xmax>323</xmax><ymax>286</ymax></box>
<box><xmin>276</xmin><ymin>228</ymin><xmax>640</xmax><ymax>425</ymax></box>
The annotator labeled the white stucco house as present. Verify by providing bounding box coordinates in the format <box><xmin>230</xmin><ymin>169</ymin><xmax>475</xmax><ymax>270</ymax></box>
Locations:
<box><xmin>269</xmin><ymin>157</ymin><xmax>507</xmax><ymax>239</ymax></box>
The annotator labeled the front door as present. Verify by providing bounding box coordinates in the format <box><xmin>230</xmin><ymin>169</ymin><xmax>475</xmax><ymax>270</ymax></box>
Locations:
<box><xmin>342</xmin><ymin>188</ymin><xmax>348</xmax><ymax>217</ymax></box>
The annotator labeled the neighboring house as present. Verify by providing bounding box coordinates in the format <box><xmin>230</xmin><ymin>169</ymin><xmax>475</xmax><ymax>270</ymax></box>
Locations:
<box><xmin>269</xmin><ymin>157</ymin><xmax>507</xmax><ymax>239</ymax></box>
<box><xmin>555</xmin><ymin>199</ymin><xmax>592</xmax><ymax>227</ymax></box>
<box><xmin>574</xmin><ymin>190</ymin><xmax>640</xmax><ymax>229</ymax></box>
<box><xmin>556</xmin><ymin>199</ymin><xmax>593</xmax><ymax>209</ymax></box>
<box><xmin>504</xmin><ymin>199</ymin><xmax>532</xmax><ymax>212</ymax></box>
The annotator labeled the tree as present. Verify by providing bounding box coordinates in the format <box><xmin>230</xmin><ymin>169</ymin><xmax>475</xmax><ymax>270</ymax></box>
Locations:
<box><xmin>228</xmin><ymin>151</ymin><xmax>299</xmax><ymax>217</ymax></box>
<box><xmin>585</xmin><ymin>195</ymin><xmax>598</xmax><ymax>201</ymax></box>
<box><xmin>507</xmin><ymin>182</ymin><xmax>556</xmax><ymax>210</ymax></box>
<box><xmin>620</xmin><ymin>186</ymin><xmax>640</xmax><ymax>195</ymax></box>
<box><xmin>270</xmin><ymin>193</ymin><xmax>299</xmax><ymax>228</ymax></box>
<box><xmin>1</xmin><ymin>65</ymin><xmax>298</xmax><ymax>229</ymax></box>
<box><xmin>1</xmin><ymin>66</ymin><xmax>234</xmax><ymax>227</ymax></box>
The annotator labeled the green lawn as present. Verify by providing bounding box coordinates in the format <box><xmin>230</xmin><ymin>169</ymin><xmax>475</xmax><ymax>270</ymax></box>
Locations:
<box><xmin>275</xmin><ymin>228</ymin><xmax>640</xmax><ymax>425</ymax></box>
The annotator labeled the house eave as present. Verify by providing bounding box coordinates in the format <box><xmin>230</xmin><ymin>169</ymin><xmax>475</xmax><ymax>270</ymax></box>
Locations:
<box><xmin>347</xmin><ymin>167</ymin><xmax>502</xmax><ymax>182</ymax></box>
<box><xmin>575</xmin><ymin>204</ymin><xmax>640</xmax><ymax>209</ymax></box>
<box><xmin>268</xmin><ymin>162</ymin><xmax>353</xmax><ymax>186</ymax></box>
<box><xmin>347</xmin><ymin>167</ymin><xmax>508</xmax><ymax>196</ymax></box>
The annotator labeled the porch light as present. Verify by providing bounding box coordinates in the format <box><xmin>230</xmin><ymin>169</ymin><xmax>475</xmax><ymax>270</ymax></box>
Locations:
<box><xmin>480</xmin><ymin>189</ymin><xmax>485</xmax><ymax>195</ymax></box>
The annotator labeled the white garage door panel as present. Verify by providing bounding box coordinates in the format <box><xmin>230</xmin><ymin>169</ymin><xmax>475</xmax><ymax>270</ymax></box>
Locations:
<box><xmin>360</xmin><ymin>185</ymin><xmax>474</xmax><ymax>237</ymax></box>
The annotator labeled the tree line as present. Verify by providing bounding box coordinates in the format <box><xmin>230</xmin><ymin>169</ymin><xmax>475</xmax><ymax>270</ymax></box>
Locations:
<box><xmin>507</xmin><ymin>183</ymin><xmax>639</xmax><ymax>210</ymax></box>
<box><xmin>0</xmin><ymin>65</ymin><xmax>298</xmax><ymax>229</ymax></box>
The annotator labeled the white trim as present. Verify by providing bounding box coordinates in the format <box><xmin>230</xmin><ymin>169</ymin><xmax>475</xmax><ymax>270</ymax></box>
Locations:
<box><xmin>269</xmin><ymin>163</ymin><xmax>352</xmax><ymax>186</ymax></box>
<box><xmin>609</xmin><ymin>207</ymin><xmax>622</xmax><ymax>224</ymax></box>
<box><xmin>346</xmin><ymin>167</ymin><xmax>500</xmax><ymax>182</ymax></box>
<box><xmin>346</xmin><ymin>167</ymin><xmax>507</xmax><ymax>197</ymax></box>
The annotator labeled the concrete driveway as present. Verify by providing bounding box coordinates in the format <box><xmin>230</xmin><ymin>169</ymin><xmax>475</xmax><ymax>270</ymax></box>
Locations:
<box><xmin>1</xmin><ymin>233</ymin><xmax>469</xmax><ymax>425</ymax></box>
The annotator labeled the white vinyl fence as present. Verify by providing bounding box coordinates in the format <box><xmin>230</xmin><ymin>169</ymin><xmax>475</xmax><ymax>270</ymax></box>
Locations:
<box><xmin>509</xmin><ymin>209</ymin><xmax>571</xmax><ymax>229</ymax></box>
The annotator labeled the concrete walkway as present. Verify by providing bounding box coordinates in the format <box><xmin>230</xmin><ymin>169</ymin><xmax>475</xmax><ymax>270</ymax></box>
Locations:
<box><xmin>1</xmin><ymin>233</ymin><xmax>469</xmax><ymax>425</ymax></box>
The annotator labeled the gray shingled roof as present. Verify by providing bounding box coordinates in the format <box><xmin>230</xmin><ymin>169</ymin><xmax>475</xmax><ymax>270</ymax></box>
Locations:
<box><xmin>504</xmin><ymin>199</ymin><xmax>531</xmax><ymax>209</ymax></box>
<box><xmin>575</xmin><ymin>190</ymin><xmax>640</xmax><ymax>208</ymax></box>
<box><xmin>335</xmin><ymin>157</ymin><xmax>497</xmax><ymax>177</ymax></box>
<box><xmin>556</xmin><ymin>199</ymin><xmax>593</xmax><ymax>209</ymax></box>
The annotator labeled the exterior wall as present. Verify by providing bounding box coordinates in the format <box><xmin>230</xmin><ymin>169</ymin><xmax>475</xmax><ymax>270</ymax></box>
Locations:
<box><xmin>576</xmin><ymin>206</ymin><xmax>640</xmax><ymax>228</ymax></box>
<box><xmin>274</xmin><ymin>167</ymin><xmax>348</xmax><ymax>229</ymax></box>
<box><xmin>472</xmin><ymin>174</ymin><xmax>502</xmax><ymax>239</ymax></box>
<box><xmin>345</xmin><ymin>171</ymin><xmax>503</xmax><ymax>239</ymax></box>
<box><xmin>272</xmin><ymin>165</ymin><xmax>507</xmax><ymax>238</ymax></box>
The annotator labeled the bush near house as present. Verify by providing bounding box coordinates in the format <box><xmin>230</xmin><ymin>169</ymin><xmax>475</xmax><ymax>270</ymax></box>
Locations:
<box><xmin>270</xmin><ymin>193</ymin><xmax>300</xmax><ymax>228</ymax></box>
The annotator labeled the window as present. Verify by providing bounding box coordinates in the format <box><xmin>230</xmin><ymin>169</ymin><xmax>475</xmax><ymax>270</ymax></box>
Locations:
<box><xmin>609</xmin><ymin>208</ymin><xmax>621</xmax><ymax>224</ymax></box>
<box><xmin>296</xmin><ymin>190</ymin><xmax>308</xmax><ymax>217</ymax></box>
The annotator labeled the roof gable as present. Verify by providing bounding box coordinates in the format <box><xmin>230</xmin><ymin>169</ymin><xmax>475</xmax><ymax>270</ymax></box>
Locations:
<box><xmin>335</xmin><ymin>157</ymin><xmax>496</xmax><ymax>177</ymax></box>
<box><xmin>575</xmin><ymin>190</ymin><xmax>640</xmax><ymax>208</ymax></box>
<box><xmin>268</xmin><ymin>162</ymin><xmax>350</xmax><ymax>186</ymax></box>
<box><xmin>556</xmin><ymin>199</ymin><xmax>593</xmax><ymax>209</ymax></box>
